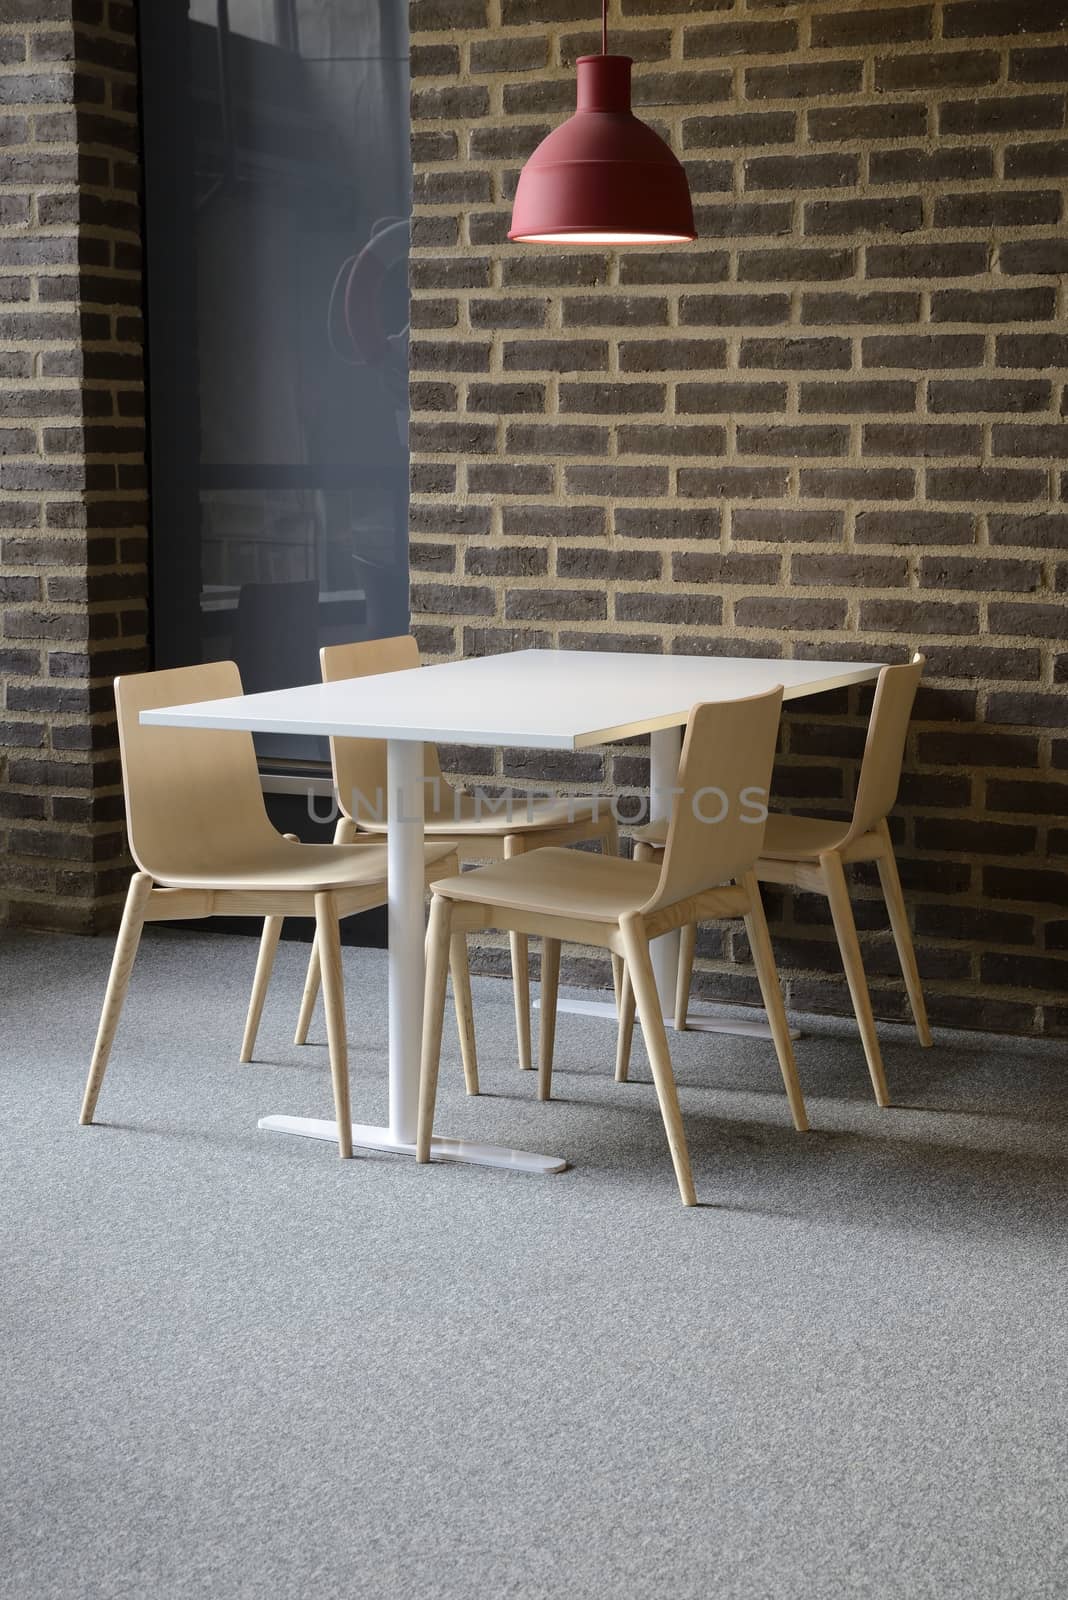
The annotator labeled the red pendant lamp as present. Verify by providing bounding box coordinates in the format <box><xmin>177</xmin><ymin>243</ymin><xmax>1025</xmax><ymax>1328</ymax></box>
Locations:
<box><xmin>509</xmin><ymin>0</ymin><xmax>696</xmax><ymax>246</ymax></box>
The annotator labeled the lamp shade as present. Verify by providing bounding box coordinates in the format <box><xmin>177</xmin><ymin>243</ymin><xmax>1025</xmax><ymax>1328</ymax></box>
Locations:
<box><xmin>508</xmin><ymin>55</ymin><xmax>696</xmax><ymax>245</ymax></box>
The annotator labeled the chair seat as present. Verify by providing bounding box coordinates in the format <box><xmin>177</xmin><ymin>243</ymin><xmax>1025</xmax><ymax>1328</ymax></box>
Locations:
<box><xmin>757</xmin><ymin>814</ymin><xmax>852</xmax><ymax>860</ymax></box>
<box><xmin>156</xmin><ymin>838</ymin><xmax>456</xmax><ymax>894</ymax></box>
<box><xmin>431</xmin><ymin>846</ymin><xmax>662</xmax><ymax>924</ymax></box>
<box><xmin>634</xmin><ymin>812</ymin><xmax>853</xmax><ymax>861</ymax></box>
<box><xmin>357</xmin><ymin>791</ymin><xmax>609</xmax><ymax>839</ymax></box>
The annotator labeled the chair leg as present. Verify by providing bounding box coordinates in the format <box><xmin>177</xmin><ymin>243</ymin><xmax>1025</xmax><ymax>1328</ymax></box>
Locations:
<box><xmin>314</xmin><ymin>892</ymin><xmax>352</xmax><ymax>1158</ymax></box>
<box><xmin>611</xmin><ymin>953</ymin><xmax>623</xmax><ymax>1010</ymax></box>
<box><xmin>821</xmin><ymin>851</ymin><xmax>891</xmax><ymax>1108</ymax></box>
<box><xmin>674</xmin><ymin>923</ymin><xmax>697</xmax><ymax>1031</ymax></box>
<box><xmin>240</xmin><ymin>915</ymin><xmax>282</xmax><ymax>1063</ymax></box>
<box><xmin>504</xmin><ymin>836</ymin><xmax>533</xmax><ymax>1071</ymax></box>
<box><xmin>614</xmin><ymin>959</ymin><xmax>636</xmax><ymax>1084</ymax></box>
<box><xmin>79</xmin><ymin>873</ymin><xmax>153</xmax><ymax>1125</ymax></box>
<box><xmin>510</xmin><ymin>932</ymin><xmax>533</xmax><ymax>1071</ymax></box>
<box><xmin>450</xmin><ymin>932</ymin><xmax>479</xmax><ymax>1095</ymax></box>
<box><xmin>741</xmin><ymin>873</ymin><xmax>808</xmax><ymax>1133</ymax></box>
<box><xmin>294</xmin><ymin>816</ymin><xmax>355</xmax><ymax>1046</ymax></box>
<box><xmin>538</xmin><ymin>936</ymin><xmax>561</xmax><ymax>1102</ymax></box>
<box><xmin>875</xmin><ymin>821</ymin><xmax>932</xmax><ymax>1048</ymax></box>
<box><xmin>294</xmin><ymin>937</ymin><xmax>321</xmax><ymax>1047</ymax></box>
<box><xmin>620</xmin><ymin>915</ymin><xmax>696</xmax><ymax>1207</ymax></box>
<box><xmin>417</xmin><ymin>894</ymin><xmax>453</xmax><ymax>1162</ymax></box>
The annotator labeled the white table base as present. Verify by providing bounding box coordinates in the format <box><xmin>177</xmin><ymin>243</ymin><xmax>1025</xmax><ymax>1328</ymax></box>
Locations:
<box><xmin>260</xmin><ymin>737</ymin><xmax>568</xmax><ymax>1176</ymax></box>
<box><xmin>385</xmin><ymin>738</ymin><xmax>425</xmax><ymax>1144</ymax></box>
<box><xmin>257</xmin><ymin>1116</ymin><xmax>567</xmax><ymax>1174</ymax></box>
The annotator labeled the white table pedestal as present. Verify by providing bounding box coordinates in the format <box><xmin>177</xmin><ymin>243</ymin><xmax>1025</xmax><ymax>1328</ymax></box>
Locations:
<box><xmin>258</xmin><ymin>737</ymin><xmax>568</xmax><ymax>1174</ymax></box>
<box><xmin>256</xmin><ymin>1116</ymin><xmax>566</xmax><ymax>1173</ymax></box>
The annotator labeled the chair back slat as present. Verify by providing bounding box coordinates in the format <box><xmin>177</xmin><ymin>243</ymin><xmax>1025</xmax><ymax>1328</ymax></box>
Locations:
<box><xmin>844</xmin><ymin>654</ymin><xmax>924</xmax><ymax>845</ymax></box>
<box><xmin>643</xmin><ymin>687</ymin><xmax>784</xmax><ymax>914</ymax></box>
<box><xmin>322</xmin><ymin>634</ymin><xmax>442</xmax><ymax>825</ymax></box>
<box><xmin>115</xmin><ymin>661</ymin><xmax>276</xmax><ymax>881</ymax></box>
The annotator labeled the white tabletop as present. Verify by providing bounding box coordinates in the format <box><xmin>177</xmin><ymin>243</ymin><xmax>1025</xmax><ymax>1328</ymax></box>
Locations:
<box><xmin>140</xmin><ymin>648</ymin><xmax>883</xmax><ymax>751</ymax></box>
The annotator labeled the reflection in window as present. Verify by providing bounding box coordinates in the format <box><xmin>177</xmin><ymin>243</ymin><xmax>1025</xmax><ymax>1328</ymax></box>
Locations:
<box><xmin>189</xmin><ymin>1</ymin><xmax>284</xmax><ymax>47</ymax></box>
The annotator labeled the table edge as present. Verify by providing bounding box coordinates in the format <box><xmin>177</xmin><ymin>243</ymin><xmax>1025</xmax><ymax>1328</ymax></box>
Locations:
<box><xmin>139</xmin><ymin>663</ymin><xmax>882</xmax><ymax>749</ymax></box>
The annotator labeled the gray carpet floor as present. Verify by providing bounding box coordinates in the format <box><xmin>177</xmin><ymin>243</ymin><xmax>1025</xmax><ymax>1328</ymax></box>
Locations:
<box><xmin>2</xmin><ymin>925</ymin><xmax>1067</xmax><ymax>1600</ymax></box>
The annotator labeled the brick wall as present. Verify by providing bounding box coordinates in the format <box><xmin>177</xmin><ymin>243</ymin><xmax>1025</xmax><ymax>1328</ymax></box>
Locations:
<box><xmin>409</xmin><ymin>0</ymin><xmax>1068</xmax><ymax>1036</ymax></box>
<box><xmin>0</xmin><ymin>0</ymin><xmax>146</xmax><ymax>934</ymax></box>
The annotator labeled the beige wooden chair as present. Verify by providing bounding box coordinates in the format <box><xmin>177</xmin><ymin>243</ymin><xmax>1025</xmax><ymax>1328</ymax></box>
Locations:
<box><xmin>416</xmin><ymin>688</ymin><xmax>808</xmax><ymax>1207</ymax></box>
<box><xmin>628</xmin><ymin>655</ymin><xmax>931</xmax><ymax>1107</ymax></box>
<box><xmin>78</xmin><ymin>661</ymin><xmax>468</xmax><ymax>1156</ymax></box>
<box><xmin>289</xmin><ymin>634</ymin><xmax>620</xmax><ymax>1070</ymax></box>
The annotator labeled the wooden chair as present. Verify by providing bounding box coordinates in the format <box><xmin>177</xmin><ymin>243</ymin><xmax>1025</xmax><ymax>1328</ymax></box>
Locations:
<box><xmin>416</xmin><ymin>688</ymin><xmax>808</xmax><ymax>1207</ymax></box>
<box><xmin>78</xmin><ymin>661</ymin><xmax>469</xmax><ymax>1156</ymax></box>
<box><xmin>288</xmin><ymin>634</ymin><xmax>620</xmax><ymax>1070</ymax></box>
<box><xmin>628</xmin><ymin>655</ymin><xmax>931</xmax><ymax>1107</ymax></box>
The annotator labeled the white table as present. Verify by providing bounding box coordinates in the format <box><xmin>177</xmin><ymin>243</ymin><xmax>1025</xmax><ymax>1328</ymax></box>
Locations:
<box><xmin>143</xmin><ymin>648</ymin><xmax>881</xmax><ymax>1174</ymax></box>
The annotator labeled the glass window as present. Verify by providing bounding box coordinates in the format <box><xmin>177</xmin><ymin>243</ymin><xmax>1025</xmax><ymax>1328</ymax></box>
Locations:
<box><xmin>141</xmin><ymin>0</ymin><xmax>411</xmax><ymax>764</ymax></box>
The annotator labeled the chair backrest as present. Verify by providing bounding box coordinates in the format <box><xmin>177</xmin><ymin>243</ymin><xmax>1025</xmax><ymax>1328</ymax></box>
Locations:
<box><xmin>642</xmin><ymin>686</ymin><xmax>784</xmax><ymax>915</ymax></box>
<box><xmin>844</xmin><ymin>653</ymin><xmax>925</xmax><ymax>844</ymax></box>
<box><xmin>321</xmin><ymin>634</ymin><xmax>443</xmax><ymax>826</ymax></box>
<box><xmin>115</xmin><ymin>660</ymin><xmax>278</xmax><ymax>881</ymax></box>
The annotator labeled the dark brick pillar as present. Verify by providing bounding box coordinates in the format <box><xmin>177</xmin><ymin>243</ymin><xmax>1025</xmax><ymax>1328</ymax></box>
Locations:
<box><xmin>0</xmin><ymin>0</ymin><xmax>147</xmax><ymax>933</ymax></box>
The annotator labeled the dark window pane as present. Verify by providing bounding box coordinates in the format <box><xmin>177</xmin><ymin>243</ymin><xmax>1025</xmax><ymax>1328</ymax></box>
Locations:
<box><xmin>142</xmin><ymin>0</ymin><xmax>411</xmax><ymax>763</ymax></box>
